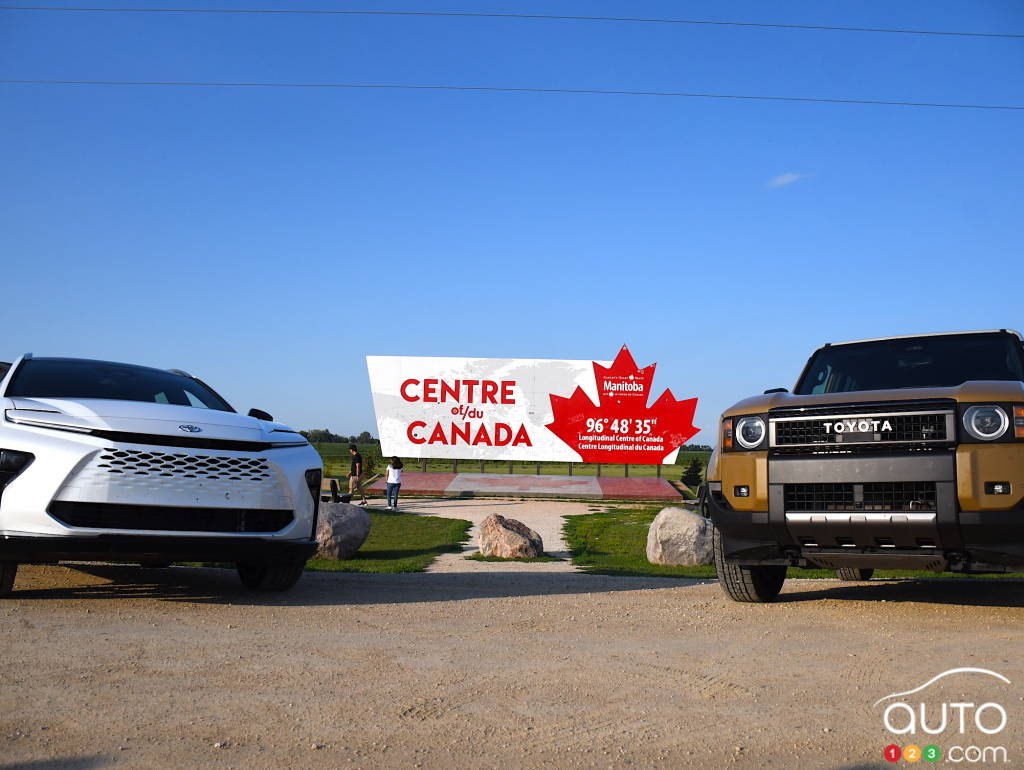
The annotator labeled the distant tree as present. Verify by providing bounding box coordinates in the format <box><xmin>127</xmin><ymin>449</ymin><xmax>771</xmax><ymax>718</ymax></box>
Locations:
<box><xmin>300</xmin><ymin>428</ymin><xmax>346</xmax><ymax>444</ymax></box>
<box><xmin>298</xmin><ymin>429</ymin><xmax>379</xmax><ymax>444</ymax></box>
<box><xmin>679</xmin><ymin>443</ymin><xmax>713</xmax><ymax>452</ymax></box>
<box><xmin>681</xmin><ymin>457</ymin><xmax>704</xmax><ymax>489</ymax></box>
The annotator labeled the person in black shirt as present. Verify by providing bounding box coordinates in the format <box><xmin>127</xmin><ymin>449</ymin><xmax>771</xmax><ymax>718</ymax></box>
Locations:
<box><xmin>348</xmin><ymin>444</ymin><xmax>368</xmax><ymax>506</ymax></box>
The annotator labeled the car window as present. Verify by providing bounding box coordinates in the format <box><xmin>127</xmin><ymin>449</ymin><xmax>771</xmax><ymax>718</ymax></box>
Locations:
<box><xmin>795</xmin><ymin>333</ymin><xmax>1024</xmax><ymax>394</ymax></box>
<box><xmin>5</xmin><ymin>359</ymin><xmax>233</xmax><ymax>411</ymax></box>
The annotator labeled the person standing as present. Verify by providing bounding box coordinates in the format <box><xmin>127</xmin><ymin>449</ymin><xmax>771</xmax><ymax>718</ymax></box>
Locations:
<box><xmin>348</xmin><ymin>444</ymin><xmax>368</xmax><ymax>506</ymax></box>
<box><xmin>385</xmin><ymin>457</ymin><xmax>403</xmax><ymax>510</ymax></box>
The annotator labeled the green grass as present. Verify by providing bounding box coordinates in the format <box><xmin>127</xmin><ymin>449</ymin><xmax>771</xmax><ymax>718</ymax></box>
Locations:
<box><xmin>563</xmin><ymin>506</ymin><xmax>1024</xmax><ymax>580</ymax></box>
<box><xmin>312</xmin><ymin>442</ymin><xmax>710</xmax><ymax>483</ymax></box>
<box><xmin>182</xmin><ymin>510</ymin><xmax>471</xmax><ymax>574</ymax></box>
<box><xmin>307</xmin><ymin>510</ymin><xmax>472</xmax><ymax>573</ymax></box>
<box><xmin>564</xmin><ymin>506</ymin><xmax>717</xmax><ymax>578</ymax></box>
<box><xmin>464</xmin><ymin>552</ymin><xmax>563</xmax><ymax>563</ymax></box>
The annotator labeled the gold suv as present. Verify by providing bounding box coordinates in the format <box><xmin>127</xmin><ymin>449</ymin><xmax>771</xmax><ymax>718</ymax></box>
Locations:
<box><xmin>704</xmin><ymin>330</ymin><xmax>1024</xmax><ymax>602</ymax></box>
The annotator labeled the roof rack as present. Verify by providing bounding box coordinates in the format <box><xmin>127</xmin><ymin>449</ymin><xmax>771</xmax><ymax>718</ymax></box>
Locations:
<box><xmin>825</xmin><ymin>329</ymin><xmax>1023</xmax><ymax>348</ymax></box>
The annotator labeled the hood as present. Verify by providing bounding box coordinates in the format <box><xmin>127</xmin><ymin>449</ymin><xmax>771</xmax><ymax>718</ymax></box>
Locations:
<box><xmin>723</xmin><ymin>380</ymin><xmax>1024</xmax><ymax>418</ymax></box>
<box><xmin>5</xmin><ymin>397</ymin><xmax>299</xmax><ymax>441</ymax></box>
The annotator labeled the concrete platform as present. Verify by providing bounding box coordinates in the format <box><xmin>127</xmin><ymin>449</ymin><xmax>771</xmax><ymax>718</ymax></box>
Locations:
<box><xmin>367</xmin><ymin>471</ymin><xmax>683</xmax><ymax>501</ymax></box>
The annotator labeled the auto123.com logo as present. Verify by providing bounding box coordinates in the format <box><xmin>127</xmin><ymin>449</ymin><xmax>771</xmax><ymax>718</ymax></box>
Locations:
<box><xmin>874</xmin><ymin>668</ymin><xmax>1012</xmax><ymax>764</ymax></box>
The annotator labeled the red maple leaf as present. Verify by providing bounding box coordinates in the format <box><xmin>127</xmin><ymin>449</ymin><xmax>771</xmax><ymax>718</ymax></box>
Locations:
<box><xmin>545</xmin><ymin>345</ymin><xmax>699</xmax><ymax>464</ymax></box>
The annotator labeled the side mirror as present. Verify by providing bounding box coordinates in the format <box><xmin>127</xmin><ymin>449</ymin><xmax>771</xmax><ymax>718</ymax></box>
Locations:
<box><xmin>763</xmin><ymin>387</ymin><xmax>789</xmax><ymax>394</ymax></box>
<box><xmin>248</xmin><ymin>408</ymin><xmax>274</xmax><ymax>421</ymax></box>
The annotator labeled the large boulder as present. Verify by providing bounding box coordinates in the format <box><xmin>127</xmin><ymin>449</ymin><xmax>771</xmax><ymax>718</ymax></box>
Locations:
<box><xmin>315</xmin><ymin>502</ymin><xmax>371</xmax><ymax>560</ymax></box>
<box><xmin>646</xmin><ymin>506</ymin><xmax>713</xmax><ymax>566</ymax></box>
<box><xmin>478</xmin><ymin>514</ymin><xmax>544</xmax><ymax>559</ymax></box>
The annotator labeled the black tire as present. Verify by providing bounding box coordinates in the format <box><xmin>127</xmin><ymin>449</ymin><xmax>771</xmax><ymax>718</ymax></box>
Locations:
<box><xmin>712</xmin><ymin>526</ymin><xmax>786</xmax><ymax>603</ymax></box>
<box><xmin>835</xmin><ymin>567</ymin><xmax>874</xmax><ymax>581</ymax></box>
<box><xmin>236</xmin><ymin>560</ymin><xmax>306</xmax><ymax>592</ymax></box>
<box><xmin>0</xmin><ymin>562</ymin><xmax>17</xmax><ymax>597</ymax></box>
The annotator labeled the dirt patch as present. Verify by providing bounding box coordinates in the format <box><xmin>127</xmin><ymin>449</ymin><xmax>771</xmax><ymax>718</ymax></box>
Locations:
<box><xmin>2</xmin><ymin>564</ymin><xmax>1022</xmax><ymax>768</ymax></box>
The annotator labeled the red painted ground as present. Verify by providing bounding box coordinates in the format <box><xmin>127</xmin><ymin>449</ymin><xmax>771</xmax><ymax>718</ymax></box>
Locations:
<box><xmin>367</xmin><ymin>471</ymin><xmax>457</xmax><ymax>496</ymax></box>
<box><xmin>366</xmin><ymin>471</ymin><xmax>683</xmax><ymax>501</ymax></box>
<box><xmin>596</xmin><ymin>476</ymin><xmax>685</xmax><ymax>501</ymax></box>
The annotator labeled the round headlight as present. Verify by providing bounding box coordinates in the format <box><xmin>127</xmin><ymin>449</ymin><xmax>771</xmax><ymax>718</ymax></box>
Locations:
<box><xmin>963</xmin><ymin>405</ymin><xmax>1009</xmax><ymax>441</ymax></box>
<box><xmin>735</xmin><ymin>416</ymin><xmax>766</xmax><ymax>449</ymax></box>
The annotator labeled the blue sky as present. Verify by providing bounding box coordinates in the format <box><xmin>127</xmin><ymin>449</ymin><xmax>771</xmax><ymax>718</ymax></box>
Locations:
<box><xmin>1</xmin><ymin>1</ymin><xmax>1022</xmax><ymax>439</ymax></box>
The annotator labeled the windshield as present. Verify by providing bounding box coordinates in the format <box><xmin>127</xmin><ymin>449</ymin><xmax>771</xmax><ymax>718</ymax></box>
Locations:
<box><xmin>795</xmin><ymin>333</ymin><xmax>1024</xmax><ymax>395</ymax></box>
<box><xmin>5</xmin><ymin>358</ymin><xmax>233</xmax><ymax>411</ymax></box>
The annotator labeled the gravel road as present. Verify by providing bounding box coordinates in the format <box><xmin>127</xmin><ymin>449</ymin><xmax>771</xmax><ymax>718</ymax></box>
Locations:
<box><xmin>2</xmin><ymin>561</ymin><xmax>1022</xmax><ymax>769</ymax></box>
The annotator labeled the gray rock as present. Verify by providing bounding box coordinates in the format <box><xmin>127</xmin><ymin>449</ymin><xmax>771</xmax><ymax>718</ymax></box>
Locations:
<box><xmin>478</xmin><ymin>514</ymin><xmax>544</xmax><ymax>559</ymax></box>
<box><xmin>315</xmin><ymin>502</ymin><xmax>371</xmax><ymax>560</ymax></box>
<box><xmin>645</xmin><ymin>506</ymin><xmax>713</xmax><ymax>566</ymax></box>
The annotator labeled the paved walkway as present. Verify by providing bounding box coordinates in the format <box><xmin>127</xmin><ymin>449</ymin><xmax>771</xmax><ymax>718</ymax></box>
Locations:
<box><xmin>365</xmin><ymin>498</ymin><xmax>600</xmax><ymax>573</ymax></box>
<box><xmin>368</xmin><ymin>471</ymin><xmax>682</xmax><ymax>500</ymax></box>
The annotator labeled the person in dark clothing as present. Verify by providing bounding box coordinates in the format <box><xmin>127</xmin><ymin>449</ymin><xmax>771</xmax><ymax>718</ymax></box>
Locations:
<box><xmin>348</xmin><ymin>444</ymin><xmax>368</xmax><ymax>505</ymax></box>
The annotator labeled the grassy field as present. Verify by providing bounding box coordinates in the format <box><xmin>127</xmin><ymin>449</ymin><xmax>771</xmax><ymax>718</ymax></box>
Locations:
<box><xmin>307</xmin><ymin>509</ymin><xmax>472</xmax><ymax>573</ymax></box>
<box><xmin>314</xmin><ymin>442</ymin><xmax>710</xmax><ymax>482</ymax></box>
<box><xmin>563</xmin><ymin>506</ymin><xmax>1024</xmax><ymax>580</ymax></box>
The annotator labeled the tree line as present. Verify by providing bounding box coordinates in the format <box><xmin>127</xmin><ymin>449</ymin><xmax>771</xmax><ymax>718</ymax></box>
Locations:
<box><xmin>299</xmin><ymin>429</ymin><xmax>379</xmax><ymax>444</ymax></box>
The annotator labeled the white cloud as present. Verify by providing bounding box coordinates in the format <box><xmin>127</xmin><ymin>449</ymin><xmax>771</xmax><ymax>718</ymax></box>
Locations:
<box><xmin>766</xmin><ymin>172</ymin><xmax>803</xmax><ymax>188</ymax></box>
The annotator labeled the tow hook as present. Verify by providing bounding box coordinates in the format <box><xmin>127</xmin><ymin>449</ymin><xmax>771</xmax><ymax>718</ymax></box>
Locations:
<box><xmin>947</xmin><ymin>551</ymin><xmax>969</xmax><ymax>571</ymax></box>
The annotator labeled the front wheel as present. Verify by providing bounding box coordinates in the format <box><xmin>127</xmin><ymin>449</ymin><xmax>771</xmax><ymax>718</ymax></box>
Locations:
<box><xmin>712</xmin><ymin>527</ymin><xmax>786</xmax><ymax>603</ymax></box>
<box><xmin>0</xmin><ymin>562</ymin><xmax>18</xmax><ymax>597</ymax></box>
<box><xmin>836</xmin><ymin>567</ymin><xmax>874</xmax><ymax>581</ymax></box>
<box><xmin>236</xmin><ymin>560</ymin><xmax>306</xmax><ymax>592</ymax></box>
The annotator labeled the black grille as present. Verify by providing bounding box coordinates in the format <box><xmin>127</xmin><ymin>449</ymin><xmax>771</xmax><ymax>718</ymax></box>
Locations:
<box><xmin>49</xmin><ymin>501</ymin><xmax>293</xmax><ymax>533</ymax></box>
<box><xmin>771</xmin><ymin>444</ymin><xmax>950</xmax><ymax>456</ymax></box>
<box><xmin>862</xmin><ymin>482</ymin><xmax>937</xmax><ymax>511</ymax></box>
<box><xmin>89</xmin><ymin>431</ymin><xmax>275</xmax><ymax>452</ymax></box>
<box><xmin>784</xmin><ymin>483</ymin><xmax>855</xmax><ymax>511</ymax></box>
<box><xmin>784</xmin><ymin>482</ymin><xmax>937</xmax><ymax>512</ymax></box>
<box><xmin>774</xmin><ymin>412</ymin><xmax>948</xmax><ymax>446</ymax></box>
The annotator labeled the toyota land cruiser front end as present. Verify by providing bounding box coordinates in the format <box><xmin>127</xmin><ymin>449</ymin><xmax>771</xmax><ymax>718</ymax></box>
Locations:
<box><xmin>705</xmin><ymin>330</ymin><xmax>1024</xmax><ymax>602</ymax></box>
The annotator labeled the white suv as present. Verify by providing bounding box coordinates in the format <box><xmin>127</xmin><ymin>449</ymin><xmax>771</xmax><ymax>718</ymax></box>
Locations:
<box><xmin>0</xmin><ymin>354</ymin><xmax>323</xmax><ymax>595</ymax></box>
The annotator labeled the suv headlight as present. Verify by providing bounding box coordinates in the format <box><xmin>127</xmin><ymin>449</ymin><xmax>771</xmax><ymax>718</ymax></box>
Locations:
<box><xmin>963</xmin><ymin>405</ymin><xmax>1009</xmax><ymax>441</ymax></box>
<box><xmin>734</xmin><ymin>416</ymin><xmax>766</xmax><ymax>449</ymax></box>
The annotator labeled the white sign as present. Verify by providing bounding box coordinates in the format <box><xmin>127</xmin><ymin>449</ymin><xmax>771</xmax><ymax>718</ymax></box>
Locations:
<box><xmin>367</xmin><ymin>355</ymin><xmax>611</xmax><ymax>462</ymax></box>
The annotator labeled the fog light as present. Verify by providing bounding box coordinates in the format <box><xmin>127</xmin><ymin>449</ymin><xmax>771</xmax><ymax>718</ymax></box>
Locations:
<box><xmin>734</xmin><ymin>485</ymin><xmax>750</xmax><ymax>498</ymax></box>
<box><xmin>1014</xmin><ymin>406</ymin><xmax>1024</xmax><ymax>439</ymax></box>
<box><xmin>985</xmin><ymin>482</ymin><xmax>1011</xmax><ymax>495</ymax></box>
<box><xmin>304</xmin><ymin>468</ymin><xmax>323</xmax><ymax>532</ymax></box>
<box><xmin>0</xmin><ymin>449</ymin><xmax>34</xmax><ymax>505</ymax></box>
<box><xmin>0</xmin><ymin>449</ymin><xmax>33</xmax><ymax>474</ymax></box>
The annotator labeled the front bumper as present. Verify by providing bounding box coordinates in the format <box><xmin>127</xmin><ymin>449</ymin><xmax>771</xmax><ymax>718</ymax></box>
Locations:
<box><xmin>0</xmin><ymin>421</ymin><xmax>322</xmax><ymax>543</ymax></box>
<box><xmin>0</xmin><ymin>533</ymin><xmax>318</xmax><ymax>564</ymax></box>
<box><xmin>707</xmin><ymin>452</ymin><xmax>1024</xmax><ymax>572</ymax></box>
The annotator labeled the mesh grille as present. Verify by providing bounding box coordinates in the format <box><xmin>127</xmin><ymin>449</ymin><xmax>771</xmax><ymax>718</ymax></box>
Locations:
<box><xmin>49</xmin><ymin>501</ymin><xmax>293</xmax><ymax>533</ymax></box>
<box><xmin>774</xmin><ymin>412</ymin><xmax>948</xmax><ymax>446</ymax></box>
<box><xmin>95</xmin><ymin>449</ymin><xmax>272</xmax><ymax>481</ymax></box>
<box><xmin>55</xmin><ymin>448</ymin><xmax>291</xmax><ymax>511</ymax></box>
<box><xmin>862</xmin><ymin>482</ymin><xmax>937</xmax><ymax>511</ymax></box>
<box><xmin>784</xmin><ymin>483</ymin><xmax>855</xmax><ymax>511</ymax></box>
<box><xmin>784</xmin><ymin>482</ymin><xmax>937</xmax><ymax>512</ymax></box>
